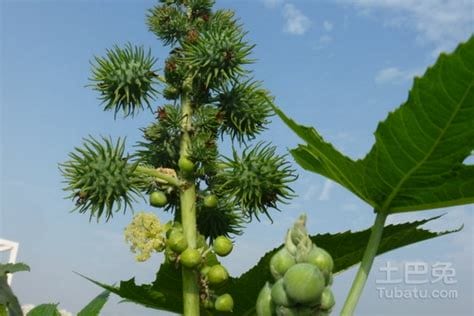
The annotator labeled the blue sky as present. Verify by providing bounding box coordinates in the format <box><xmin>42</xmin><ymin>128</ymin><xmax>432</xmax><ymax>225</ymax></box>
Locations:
<box><xmin>1</xmin><ymin>0</ymin><xmax>473</xmax><ymax>315</ymax></box>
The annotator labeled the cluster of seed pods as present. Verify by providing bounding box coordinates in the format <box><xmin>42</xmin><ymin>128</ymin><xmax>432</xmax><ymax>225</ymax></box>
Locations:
<box><xmin>257</xmin><ymin>215</ymin><xmax>335</xmax><ymax>316</ymax></box>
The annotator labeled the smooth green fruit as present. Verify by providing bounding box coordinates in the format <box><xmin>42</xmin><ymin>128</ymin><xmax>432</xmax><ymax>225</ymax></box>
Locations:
<box><xmin>270</xmin><ymin>248</ymin><xmax>296</xmax><ymax>280</ymax></box>
<box><xmin>256</xmin><ymin>282</ymin><xmax>274</xmax><ymax>316</ymax></box>
<box><xmin>203</xmin><ymin>194</ymin><xmax>218</xmax><ymax>208</ymax></box>
<box><xmin>200</xmin><ymin>265</ymin><xmax>211</xmax><ymax>276</ymax></box>
<box><xmin>283</xmin><ymin>263</ymin><xmax>325</xmax><ymax>304</ymax></box>
<box><xmin>149</xmin><ymin>191</ymin><xmax>167</xmax><ymax>207</ymax></box>
<box><xmin>178</xmin><ymin>157</ymin><xmax>194</xmax><ymax>173</ymax></box>
<box><xmin>207</xmin><ymin>264</ymin><xmax>229</xmax><ymax>285</ymax></box>
<box><xmin>276</xmin><ymin>306</ymin><xmax>317</xmax><ymax>316</ymax></box>
<box><xmin>167</xmin><ymin>230</ymin><xmax>188</xmax><ymax>253</ymax></box>
<box><xmin>271</xmin><ymin>279</ymin><xmax>294</xmax><ymax>307</ymax></box>
<box><xmin>213</xmin><ymin>236</ymin><xmax>233</xmax><ymax>257</ymax></box>
<box><xmin>302</xmin><ymin>246</ymin><xmax>334</xmax><ymax>284</ymax></box>
<box><xmin>319</xmin><ymin>287</ymin><xmax>335</xmax><ymax>311</ymax></box>
<box><xmin>180</xmin><ymin>248</ymin><xmax>202</xmax><ymax>268</ymax></box>
<box><xmin>214</xmin><ymin>293</ymin><xmax>234</xmax><ymax>312</ymax></box>
<box><xmin>202</xmin><ymin>299</ymin><xmax>214</xmax><ymax>310</ymax></box>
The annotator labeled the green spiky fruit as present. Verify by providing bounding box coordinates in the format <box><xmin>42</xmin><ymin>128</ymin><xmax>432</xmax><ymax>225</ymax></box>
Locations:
<box><xmin>197</xmin><ymin>201</ymin><xmax>243</xmax><ymax>241</ymax></box>
<box><xmin>213</xmin><ymin>236</ymin><xmax>233</xmax><ymax>257</ymax></box>
<box><xmin>180</xmin><ymin>248</ymin><xmax>202</xmax><ymax>268</ymax></box>
<box><xmin>214</xmin><ymin>293</ymin><xmax>234</xmax><ymax>312</ymax></box>
<box><xmin>270</xmin><ymin>248</ymin><xmax>296</xmax><ymax>280</ymax></box>
<box><xmin>60</xmin><ymin>137</ymin><xmax>143</xmax><ymax>221</ymax></box>
<box><xmin>217</xmin><ymin>79</ymin><xmax>272</xmax><ymax>142</ymax></box>
<box><xmin>167</xmin><ymin>229</ymin><xmax>188</xmax><ymax>253</ymax></box>
<box><xmin>150</xmin><ymin>191</ymin><xmax>168</xmax><ymax>207</ymax></box>
<box><xmin>182</xmin><ymin>19</ymin><xmax>253</xmax><ymax>88</ymax></box>
<box><xmin>271</xmin><ymin>279</ymin><xmax>294</xmax><ymax>307</ymax></box>
<box><xmin>283</xmin><ymin>263</ymin><xmax>325</xmax><ymax>305</ymax></box>
<box><xmin>146</xmin><ymin>4</ymin><xmax>188</xmax><ymax>46</ymax></box>
<box><xmin>89</xmin><ymin>44</ymin><xmax>159</xmax><ymax>117</ymax></box>
<box><xmin>203</xmin><ymin>194</ymin><xmax>219</xmax><ymax>208</ymax></box>
<box><xmin>178</xmin><ymin>157</ymin><xmax>195</xmax><ymax>173</ymax></box>
<box><xmin>216</xmin><ymin>143</ymin><xmax>296</xmax><ymax>219</ymax></box>
<box><xmin>207</xmin><ymin>264</ymin><xmax>229</xmax><ymax>285</ymax></box>
<box><xmin>319</xmin><ymin>287</ymin><xmax>335</xmax><ymax>311</ymax></box>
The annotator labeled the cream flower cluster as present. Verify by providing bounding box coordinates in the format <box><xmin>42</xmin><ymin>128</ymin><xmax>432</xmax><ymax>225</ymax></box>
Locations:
<box><xmin>124</xmin><ymin>212</ymin><xmax>166</xmax><ymax>262</ymax></box>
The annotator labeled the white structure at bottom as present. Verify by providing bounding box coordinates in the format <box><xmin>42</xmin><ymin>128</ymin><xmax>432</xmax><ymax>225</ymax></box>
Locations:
<box><xmin>0</xmin><ymin>238</ymin><xmax>19</xmax><ymax>285</ymax></box>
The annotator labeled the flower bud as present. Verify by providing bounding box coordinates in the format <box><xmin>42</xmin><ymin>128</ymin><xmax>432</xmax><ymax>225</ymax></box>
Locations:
<box><xmin>270</xmin><ymin>248</ymin><xmax>296</xmax><ymax>280</ymax></box>
<box><xmin>256</xmin><ymin>282</ymin><xmax>274</xmax><ymax>316</ymax></box>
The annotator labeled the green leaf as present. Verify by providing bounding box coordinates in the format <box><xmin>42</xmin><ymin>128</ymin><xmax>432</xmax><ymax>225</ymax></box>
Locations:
<box><xmin>0</xmin><ymin>304</ymin><xmax>7</xmax><ymax>316</ymax></box>
<box><xmin>77</xmin><ymin>290</ymin><xmax>110</xmax><ymax>316</ymax></box>
<box><xmin>0</xmin><ymin>267</ymin><xmax>26</xmax><ymax>316</ymax></box>
<box><xmin>81</xmin><ymin>215</ymin><xmax>457</xmax><ymax>314</ymax></box>
<box><xmin>26</xmin><ymin>304</ymin><xmax>61</xmax><ymax>316</ymax></box>
<box><xmin>0</xmin><ymin>263</ymin><xmax>30</xmax><ymax>276</ymax></box>
<box><xmin>273</xmin><ymin>36</ymin><xmax>474</xmax><ymax>214</ymax></box>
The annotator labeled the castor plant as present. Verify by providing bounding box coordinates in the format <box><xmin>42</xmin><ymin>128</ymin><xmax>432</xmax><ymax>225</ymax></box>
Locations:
<box><xmin>56</xmin><ymin>0</ymin><xmax>473</xmax><ymax>314</ymax></box>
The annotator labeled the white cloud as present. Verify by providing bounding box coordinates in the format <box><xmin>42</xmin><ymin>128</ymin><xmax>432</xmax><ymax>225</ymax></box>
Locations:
<box><xmin>374</xmin><ymin>66</ymin><xmax>421</xmax><ymax>84</ymax></box>
<box><xmin>319</xmin><ymin>34</ymin><xmax>333</xmax><ymax>44</ymax></box>
<box><xmin>318</xmin><ymin>180</ymin><xmax>335</xmax><ymax>200</ymax></box>
<box><xmin>283</xmin><ymin>4</ymin><xmax>311</xmax><ymax>35</ymax></box>
<box><xmin>303</xmin><ymin>184</ymin><xmax>320</xmax><ymax>201</ymax></box>
<box><xmin>262</xmin><ymin>0</ymin><xmax>285</xmax><ymax>9</ymax></box>
<box><xmin>339</xmin><ymin>0</ymin><xmax>473</xmax><ymax>56</ymax></box>
<box><xmin>323</xmin><ymin>20</ymin><xmax>334</xmax><ymax>31</ymax></box>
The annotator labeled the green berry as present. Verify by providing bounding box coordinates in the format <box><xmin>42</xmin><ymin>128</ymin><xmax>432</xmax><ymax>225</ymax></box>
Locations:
<box><xmin>271</xmin><ymin>279</ymin><xmax>294</xmax><ymax>307</ymax></box>
<box><xmin>167</xmin><ymin>229</ymin><xmax>188</xmax><ymax>253</ymax></box>
<box><xmin>213</xmin><ymin>236</ymin><xmax>233</xmax><ymax>257</ymax></box>
<box><xmin>180</xmin><ymin>248</ymin><xmax>202</xmax><ymax>268</ymax></box>
<box><xmin>270</xmin><ymin>248</ymin><xmax>296</xmax><ymax>280</ymax></box>
<box><xmin>283</xmin><ymin>263</ymin><xmax>325</xmax><ymax>305</ymax></box>
<box><xmin>178</xmin><ymin>157</ymin><xmax>194</xmax><ymax>173</ymax></box>
<box><xmin>149</xmin><ymin>191</ymin><xmax>167</xmax><ymax>207</ymax></box>
<box><xmin>207</xmin><ymin>264</ymin><xmax>229</xmax><ymax>285</ymax></box>
<box><xmin>302</xmin><ymin>246</ymin><xmax>334</xmax><ymax>284</ymax></box>
<box><xmin>319</xmin><ymin>287</ymin><xmax>335</xmax><ymax>311</ymax></box>
<box><xmin>200</xmin><ymin>265</ymin><xmax>211</xmax><ymax>276</ymax></box>
<box><xmin>214</xmin><ymin>293</ymin><xmax>234</xmax><ymax>312</ymax></box>
<box><xmin>256</xmin><ymin>282</ymin><xmax>274</xmax><ymax>316</ymax></box>
<box><xmin>203</xmin><ymin>194</ymin><xmax>218</xmax><ymax>208</ymax></box>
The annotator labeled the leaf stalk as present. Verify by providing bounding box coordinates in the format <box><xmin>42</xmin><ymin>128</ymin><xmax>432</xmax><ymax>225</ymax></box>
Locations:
<box><xmin>341</xmin><ymin>211</ymin><xmax>387</xmax><ymax>315</ymax></box>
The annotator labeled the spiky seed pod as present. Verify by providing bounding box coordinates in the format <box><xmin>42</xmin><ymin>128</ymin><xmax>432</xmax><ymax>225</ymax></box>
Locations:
<box><xmin>136</xmin><ymin>105</ymin><xmax>182</xmax><ymax>168</ymax></box>
<box><xmin>186</xmin><ymin>0</ymin><xmax>214</xmax><ymax>19</ymax></box>
<box><xmin>182</xmin><ymin>21</ymin><xmax>254</xmax><ymax>88</ymax></box>
<box><xmin>204</xmin><ymin>10</ymin><xmax>237</xmax><ymax>33</ymax></box>
<box><xmin>217</xmin><ymin>79</ymin><xmax>273</xmax><ymax>142</ymax></box>
<box><xmin>215</xmin><ymin>143</ymin><xmax>297</xmax><ymax>220</ymax></box>
<box><xmin>162</xmin><ymin>85</ymin><xmax>180</xmax><ymax>100</ymax></box>
<box><xmin>147</xmin><ymin>5</ymin><xmax>188</xmax><ymax>46</ymax></box>
<box><xmin>197</xmin><ymin>199</ymin><xmax>243</xmax><ymax>241</ymax></box>
<box><xmin>60</xmin><ymin>137</ymin><xmax>144</xmax><ymax>221</ymax></box>
<box><xmin>164</xmin><ymin>53</ymin><xmax>186</xmax><ymax>87</ymax></box>
<box><xmin>89</xmin><ymin>44</ymin><xmax>159</xmax><ymax>118</ymax></box>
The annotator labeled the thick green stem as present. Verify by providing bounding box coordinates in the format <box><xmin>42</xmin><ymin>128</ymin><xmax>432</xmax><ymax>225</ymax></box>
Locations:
<box><xmin>134</xmin><ymin>165</ymin><xmax>183</xmax><ymax>187</ymax></box>
<box><xmin>341</xmin><ymin>212</ymin><xmax>387</xmax><ymax>315</ymax></box>
<box><xmin>179</xmin><ymin>93</ymin><xmax>200</xmax><ymax>316</ymax></box>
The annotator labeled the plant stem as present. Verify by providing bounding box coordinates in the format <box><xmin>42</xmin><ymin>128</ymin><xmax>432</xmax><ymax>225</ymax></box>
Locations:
<box><xmin>341</xmin><ymin>211</ymin><xmax>387</xmax><ymax>315</ymax></box>
<box><xmin>179</xmin><ymin>92</ymin><xmax>200</xmax><ymax>316</ymax></box>
<box><xmin>134</xmin><ymin>165</ymin><xmax>183</xmax><ymax>187</ymax></box>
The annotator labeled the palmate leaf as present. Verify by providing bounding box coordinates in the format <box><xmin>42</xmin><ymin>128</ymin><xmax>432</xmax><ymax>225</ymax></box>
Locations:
<box><xmin>81</xmin><ymin>215</ymin><xmax>457</xmax><ymax>315</ymax></box>
<box><xmin>273</xmin><ymin>36</ymin><xmax>474</xmax><ymax>214</ymax></box>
